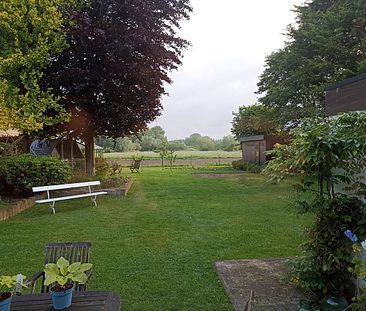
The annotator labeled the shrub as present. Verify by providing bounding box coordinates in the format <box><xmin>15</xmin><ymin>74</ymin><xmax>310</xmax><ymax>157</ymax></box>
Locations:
<box><xmin>289</xmin><ymin>195</ymin><xmax>366</xmax><ymax>301</ymax></box>
<box><xmin>0</xmin><ymin>154</ymin><xmax>72</xmax><ymax>194</ymax></box>
<box><xmin>232</xmin><ymin>159</ymin><xmax>262</xmax><ymax>173</ymax></box>
<box><xmin>95</xmin><ymin>158</ymin><xmax>127</xmax><ymax>188</ymax></box>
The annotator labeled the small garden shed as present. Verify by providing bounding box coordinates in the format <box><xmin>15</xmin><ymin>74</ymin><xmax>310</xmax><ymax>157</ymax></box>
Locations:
<box><xmin>238</xmin><ymin>134</ymin><xmax>284</xmax><ymax>165</ymax></box>
<box><xmin>325</xmin><ymin>73</ymin><xmax>366</xmax><ymax>116</ymax></box>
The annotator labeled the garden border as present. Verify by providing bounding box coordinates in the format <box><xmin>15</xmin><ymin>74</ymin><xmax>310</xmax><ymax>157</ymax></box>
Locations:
<box><xmin>0</xmin><ymin>196</ymin><xmax>35</xmax><ymax>221</ymax></box>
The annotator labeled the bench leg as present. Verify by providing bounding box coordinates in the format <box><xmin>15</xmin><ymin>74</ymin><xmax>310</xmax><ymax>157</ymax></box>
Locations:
<box><xmin>91</xmin><ymin>196</ymin><xmax>97</xmax><ymax>207</ymax></box>
<box><xmin>49</xmin><ymin>202</ymin><xmax>56</xmax><ymax>214</ymax></box>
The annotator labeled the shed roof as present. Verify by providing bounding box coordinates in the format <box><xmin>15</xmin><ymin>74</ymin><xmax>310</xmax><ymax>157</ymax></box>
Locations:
<box><xmin>325</xmin><ymin>73</ymin><xmax>366</xmax><ymax>91</ymax></box>
<box><xmin>238</xmin><ymin>135</ymin><xmax>265</xmax><ymax>142</ymax></box>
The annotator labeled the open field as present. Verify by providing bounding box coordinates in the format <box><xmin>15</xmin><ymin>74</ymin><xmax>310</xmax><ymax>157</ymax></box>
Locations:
<box><xmin>0</xmin><ymin>168</ymin><xmax>310</xmax><ymax>310</ymax></box>
<box><xmin>104</xmin><ymin>150</ymin><xmax>242</xmax><ymax>160</ymax></box>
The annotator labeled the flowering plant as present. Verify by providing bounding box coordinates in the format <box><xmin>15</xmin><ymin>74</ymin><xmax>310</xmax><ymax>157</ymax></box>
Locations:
<box><xmin>344</xmin><ymin>230</ymin><xmax>366</xmax><ymax>310</ymax></box>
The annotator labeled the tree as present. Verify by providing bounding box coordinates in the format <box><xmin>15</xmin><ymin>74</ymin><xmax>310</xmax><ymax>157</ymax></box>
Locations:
<box><xmin>114</xmin><ymin>137</ymin><xmax>140</xmax><ymax>152</ymax></box>
<box><xmin>138</xmin><ymin>126</ymin><xmax>167</xmax><ymax>151</ymax></box>
<box><xmin>40</xmin><ymin>0</ymin><xmax>192</xmax><ymax>175</ymax></box>
<box><xmin>184</xmin><ymin>133</ymin><xmax>215</xmax><ymax>151</ymax></box>
<box><xmin>216</xmin><ymin>135</ymin><xmax>238</xmax><ymax>151</ymax></box>
<box><xmin>0</xmin><ymin>0</ymin><xmax>81</xmax><ymax>132</ymax></box>
<box><xmin>231</xmin><ymin>104</ymin><xmax>281</xmax><ymax>138</ymax></box>
<box><xmin>169</xmin><ymin>140</ymin><xmax>187</xmax><ymax>151</ymax></box>
<box><xmin>257</xmin><ymin>0</ymin><xmax>366</xmax><ymax>128</ymax></box>
<box><xmin>148</xmin><ymin>126</ymin><xmax>166</xmax><ymax>141</ymax></box>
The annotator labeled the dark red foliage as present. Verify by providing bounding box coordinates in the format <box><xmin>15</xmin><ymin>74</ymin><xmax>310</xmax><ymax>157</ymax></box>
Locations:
<box><xmin>41</xmin><ymin>0</ymin><xmax>192</xmax><ymax>138</ymax></box>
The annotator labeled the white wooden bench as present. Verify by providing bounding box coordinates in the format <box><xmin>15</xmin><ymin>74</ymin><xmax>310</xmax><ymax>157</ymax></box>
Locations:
<box><xmin>32</xmin><ymin>181</ymin><xmax>107</xmax><ymax>214</ymax></box>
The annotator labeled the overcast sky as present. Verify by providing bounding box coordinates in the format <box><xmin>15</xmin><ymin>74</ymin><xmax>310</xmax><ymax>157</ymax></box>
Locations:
<box><xmin>150</xmin><ymin>0</ymin><xmax>304</xmax><ymax>140</ymax></box>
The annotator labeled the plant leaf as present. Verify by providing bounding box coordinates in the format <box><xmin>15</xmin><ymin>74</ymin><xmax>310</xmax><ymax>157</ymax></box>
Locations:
<box><xmin>78</xmin><ymin>263</ymin><xmax>92</xmax><ymax>273</ymax></box>
<box><xmin>56</xmin><ymin>275</ymin><xmax>68</xmax><ymax>287</ymax></box>
<box><xmin>71</xmin><ymin>273</ymin><xmax>88</xmax><ymax>284</ymax></box>
<box><xmin>68</xmin><ymin>262</ymin><xmax>81</xmax><ymax>274</ymax></box>
<box><xmin>57</xmin><ymin>257</ymin><xmax>69</xmax><ymax>276</ymax></box>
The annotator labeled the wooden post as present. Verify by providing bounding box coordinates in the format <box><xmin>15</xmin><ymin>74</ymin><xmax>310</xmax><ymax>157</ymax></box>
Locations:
<box><xmin>70</xmin><ymin>139</ymin><xmax>74</xmax><ymax>169</ymax></box>
<box><xmin>85</xmin><ymin>136</ymin><xmax>95</xmax><ymax>177</ymax></box>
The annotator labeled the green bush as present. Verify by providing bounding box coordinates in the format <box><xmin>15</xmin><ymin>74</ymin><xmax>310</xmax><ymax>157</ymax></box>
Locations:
<box><xmin>232</xmin><ymin>159</ymin><xmax>262</xmax><ymax>173</ymax></box>
<box><xmin>95</xmin><ymin>158</ymin><xmax>127</xmax><ymax>188</ymax></box>
<box><xmin>289</xmin><ymin>195</ymin><xmax>366</xmax><ymax>302</ymax></box>
<box><xmin>0</xmin><ymin>154</ymin><xmax>72</xmax><ymax>194</ymax></box>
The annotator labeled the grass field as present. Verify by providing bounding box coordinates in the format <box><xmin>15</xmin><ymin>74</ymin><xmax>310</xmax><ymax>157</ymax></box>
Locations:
<box><xmin>104</xmin><ymin>150</ymin><xmax>242</xmax><ymax>160</ymax></box>
<box><xmin>0</xmin><ymin>168</ymin><xmax>310</xmax><ymax>310</ymax></box>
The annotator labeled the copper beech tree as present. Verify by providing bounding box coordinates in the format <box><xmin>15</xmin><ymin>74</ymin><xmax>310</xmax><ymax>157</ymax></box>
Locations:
<box><xmin>41</xmin><ymin>0</ymin><xmax>192</xmax><ymax>175</ymax></box>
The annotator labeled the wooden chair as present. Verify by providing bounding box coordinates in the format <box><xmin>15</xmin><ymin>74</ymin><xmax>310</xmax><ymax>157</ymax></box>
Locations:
<box><xmin>26</xmin><ymin>242</ymin><xmax>92</xmax><ymax>293</ymax></box>
<box><xmin>129</xmin><ymin>159</ymin><xmax>142</xmax><ymax>173</ymax></box>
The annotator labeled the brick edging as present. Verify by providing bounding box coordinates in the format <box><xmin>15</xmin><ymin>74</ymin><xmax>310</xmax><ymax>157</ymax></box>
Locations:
<box><xmin>102</xmin><ymin>177</ymin><xmax>133</xmax><ymax>197</ymax></box>
<box><xmin>0</xmin><ymin>196</ymin><xmax>35</xmax><ymax>222</ymax></box>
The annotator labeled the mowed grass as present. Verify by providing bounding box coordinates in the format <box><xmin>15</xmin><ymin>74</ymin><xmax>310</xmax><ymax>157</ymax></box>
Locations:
<box><xmin>104</xmin><ymin>150</ymin><xmax>242</xmax><ymax>160</ymax></box>
<box><xmin>0</xmin><ymin>168</ymin><xmax>310</xmax><ymax>310</ymax></box>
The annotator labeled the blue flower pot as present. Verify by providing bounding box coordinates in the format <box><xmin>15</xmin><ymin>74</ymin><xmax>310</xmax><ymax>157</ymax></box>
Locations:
<box><xmin>0</xmin><ymin>295</ymin><xmax>12</xmax><ymax>311</ymax></box>
<box><xmin>50</xmin><ymin>286</ymin><xmax>74</xmax><ymax>310</ymax></box>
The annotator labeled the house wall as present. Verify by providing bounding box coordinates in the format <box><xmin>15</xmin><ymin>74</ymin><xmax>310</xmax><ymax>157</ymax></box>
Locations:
<box><xmin>325</xmin><ymin>78</ymin><xmax>366</xmax><ymax>116</ymax></box>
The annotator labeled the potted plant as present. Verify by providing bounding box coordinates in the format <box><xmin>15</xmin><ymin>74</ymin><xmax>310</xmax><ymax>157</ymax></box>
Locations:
<box><xmin>0</xmin><ymin>275</ymin><xmax>19</xmax><ymax>311</ymax></box>
<box><xmin>44</xmin><ymin>257</ymin><xmax>92</xmax><ymax>310</ymax></box>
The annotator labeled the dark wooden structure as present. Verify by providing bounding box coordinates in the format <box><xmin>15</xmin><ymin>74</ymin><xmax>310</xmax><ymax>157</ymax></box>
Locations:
<box><xmin>130</xmin><ymin>159</ymin><xmax>142</xmax><ymax>173</ymax></box>
<box><xmin>56</xmin><ymin>139</ymin><xmax>84</xmax><ymax>160</ymax></box>
<box><xmin>238</xmin><ymin>135</ymin><xmax>285</xmax><ymax>165</ymax></box>
<box><xmin>26</xmin><ymin>242</ymin><xmax>92</xmax><ymax>293</ymax></box>
<box><xmin>11</xmin><ymin>291</ymin><xmax>121</xmax><ymax>310</ymax></box>
<box><xmin>325</xmin><ymin>73</ymin><xmax>366</xmax><ymax>116</ymax></box>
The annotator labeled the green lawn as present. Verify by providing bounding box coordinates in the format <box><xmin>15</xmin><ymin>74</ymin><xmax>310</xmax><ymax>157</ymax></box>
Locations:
<box><xmin>104</xmin><ymin>150</ymin><xmax>241</xmax><ymax>160</ymax></box>
<box><xmin>0</xmin><ymin>168</ymin><xmax>310</xmax><ymax>310</ymax></box>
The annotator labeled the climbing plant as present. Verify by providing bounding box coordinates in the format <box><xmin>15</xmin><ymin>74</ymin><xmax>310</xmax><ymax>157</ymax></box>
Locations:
<box><xmin>264</xmin><ymin>112</ymin><xmax>366</xmax><ymax>303</ymax></box>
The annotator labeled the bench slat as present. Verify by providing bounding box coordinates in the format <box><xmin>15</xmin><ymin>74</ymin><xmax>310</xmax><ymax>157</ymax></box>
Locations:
<box><xmin>33</xmin><ymin>181</ymin><xmax>101</xmax><ymax>192</ymax></box>
<box><xmin>35</xmin><ymin>192</ymin><xmax>107</xmax><ymax>204</ymax></box>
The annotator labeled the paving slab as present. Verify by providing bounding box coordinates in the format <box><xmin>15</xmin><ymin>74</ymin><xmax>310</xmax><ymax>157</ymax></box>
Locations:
<box><xmin>215</xmin><ymin>258</ymin><xmax>303</xmax><ymax>311</ymax></box>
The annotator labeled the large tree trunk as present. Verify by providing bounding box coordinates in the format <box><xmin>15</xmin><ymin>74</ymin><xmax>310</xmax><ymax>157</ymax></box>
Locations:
<box><xmin>85</xmin><ymin>135</ymin><xmax>95</xmax><ymax>177</ymax></box>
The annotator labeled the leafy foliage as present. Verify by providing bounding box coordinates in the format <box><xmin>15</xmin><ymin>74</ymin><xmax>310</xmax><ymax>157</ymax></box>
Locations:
<box><xmin>264</xmin><ymin>112</ymin><xmax>366</xmax><ymax>302</ymax></box>
<box><xmin>231</xmin><ymin>104</ymin><xmax>281</xmax><ymax>138</ymax></box>
<box><xmin>289</xmin><ymin>195</ymin><xmax>366</xmax><ymax>299</ymax></box>
<box><xmin>0</xmin><ymin>154</ymin><xmax>72</xmax><ymax>194</ymax></box>
<box><xmin>231</xmin><ymin>160</ymin><xmax>262</xmax><ymax>173</ymax></box>
<box><xmin>265</xmin><ymin>113</ymin><xmax>366</xmax><ymax>203</ymax></box>
<box><xmin>257</xmin><ymin>0</ymin><xmax>366</xmax><ymax>128</ymax></box>
<box><xmin>44</xmin><ymin>256</ymin><xmax>92</xmax><ymax>287</ymax></box>
<box><xmin>94</xmin><ymin>158</ymin><xmax>126</xmax><ymax>188</ymax></box>
<box><xmin>40</xmin><ymin>0</ymin><xmax>192</xmax><ymax>139</ymax></box>
<box><xmin>184</xmin><ymin>133</ymin><xmax>216</xmax><ymax>151</ymax></box>
<box><xmin>0</xmin><ymin>275</ymin><xmax>17</xmax><ymax>293</ymax></box>
<box><xmin>0</xmin><ymin>0</ymin><xmax>83</xmax><ymax>132</ymax></box>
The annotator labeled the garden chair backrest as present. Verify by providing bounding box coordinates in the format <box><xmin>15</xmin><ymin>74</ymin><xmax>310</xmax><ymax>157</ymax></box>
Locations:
<box><xmin>41</xmin><ymin>242</ymin><xmax>92</xmax><ymax>292</ymax></box>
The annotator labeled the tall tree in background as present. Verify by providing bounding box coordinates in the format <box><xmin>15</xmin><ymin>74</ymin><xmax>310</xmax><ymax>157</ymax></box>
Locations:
<box><xmin>257</xmin><ymin>0</ymin><xmax>366</xmax><ymax>128</ymax></box>
<box><xmin>0</xmin><ymin>0</ymin><xmax>81</xmax><ymax>132</ymax></box>
<box><xmin>41</xmin><ymin>0</ymin><xmax>192</xmax><ymax>175</ymax></box>
<box><xmin>231</xmin><ymin>104</ymin><xmax>281</xmax><ymax>139</ymax></box>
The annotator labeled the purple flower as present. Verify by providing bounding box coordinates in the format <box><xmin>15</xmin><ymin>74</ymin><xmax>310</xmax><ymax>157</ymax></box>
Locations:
<box><xmin>344</xmin><ymin>230</ymin><xmax>358</xmax><ymax>242</ymax></box>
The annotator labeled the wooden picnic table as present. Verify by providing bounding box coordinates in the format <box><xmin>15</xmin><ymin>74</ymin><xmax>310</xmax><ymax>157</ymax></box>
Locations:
<box><xmin>11</xmin><ymin>291</ymin><xmax>121</xmax><ymax>310</ymax></box>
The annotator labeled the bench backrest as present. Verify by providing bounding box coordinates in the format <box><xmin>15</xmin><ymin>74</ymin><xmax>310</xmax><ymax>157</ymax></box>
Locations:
<box><xmin>33</xmin><ymin>181</ymin><xmax>101</xmax><ymax>193</ymax></box>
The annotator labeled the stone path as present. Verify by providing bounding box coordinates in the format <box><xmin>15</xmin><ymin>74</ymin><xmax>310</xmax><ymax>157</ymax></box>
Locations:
<box><xmin>215</xmin><ymin>258</ymin><xmax>303</xmax><ymax>311</ymax></box>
